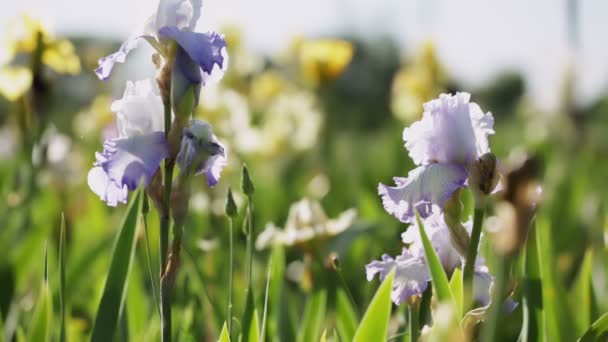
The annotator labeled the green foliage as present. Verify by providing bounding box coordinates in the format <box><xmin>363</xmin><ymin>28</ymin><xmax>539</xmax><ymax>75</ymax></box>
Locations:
<box><xmin>90</xmin><ymin>190</ymin><xmax>143</xmax><ymax>342</ymax></box>
<box><xmin>297</xmin><ymin>290</ymin><xmax>327</xmax><ymax>342</ymax></box>
<box><xmin>415</xmin><ymin>212</ymin><xmax>453</xmax><ymax>303</ymax></box>
<box><xmin>27</xmin><ymin>245</ymin><xmax>51</xmax><ymax>342</ymax></box>
<box><xmin>578</xmin><ymin>313</ymin><xmax>608</xmax><ymax>342</ymax></box>
<box><xmin>353</xmin><ymin>270</ymin><xmax>394</xmax><ymax>342</ymax></box>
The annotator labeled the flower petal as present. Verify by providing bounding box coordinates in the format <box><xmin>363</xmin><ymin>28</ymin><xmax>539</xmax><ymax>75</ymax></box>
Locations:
<box><xmin>366</xmin><ymin>249</ymin><xmax>430</xmax><ymax>305</ymax></box>
<box><xmin>378</xmin><ymin>163</ymin><xmax>468</xmax><ymax>223</ymax></box>
<box><xmin>158</xmin><ymin>27</ymin><xmax>227</xmax><ymax>83</ymax></box>
<box><xmin>87</xmin><ymin>166</ymin><xmax>128</xmax><ymax>206</ymax></box>
<box><xmin>402</xmin><ymin>209</ymin><xmax>463</xmax><ymax>273</ymax></box>
<box><xmin>403</xmin><ymin>92</ymin><xmax>494</xmax><ymax>166</ymax></box>
<box><xmin>95</xmin><ymin>37</ymin><xmax>141</xmax><ymax>81</ymax></box>
<box><xmin>111</xmin><ymin>79</ymin><xmax>165</xmax><ymax>138</ymax></box>
<box><xmin>155</xmin><ymin>0</ymin><xmax>202</xmax><ymax>31</ymax></box>
<box><xmin>97</xmin><ymin>132</ymin><xmax>169</xmax><ymax>190</ymax></box>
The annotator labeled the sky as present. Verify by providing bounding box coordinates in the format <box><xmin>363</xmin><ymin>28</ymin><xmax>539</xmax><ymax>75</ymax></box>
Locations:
<box><xmin>1</xmin><ymin>0</ymin><xmax>607</xmax><ymax>110</ymax></box>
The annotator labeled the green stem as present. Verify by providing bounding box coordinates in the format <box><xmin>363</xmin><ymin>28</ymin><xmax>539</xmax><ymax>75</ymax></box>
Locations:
<box><xmin>481</xmin><ymin>256</ymin><xmax>509</xmax><ymax>341</ymax></box>
<box><xmin>408</xmin><ymin>302</ymin><xmax>420</xmax><ymax>342</ymax></box>
<box><xmin>228</xmin><ymin>217</ymin><xmax>234</xmax><ymax>337</ymax></box>
<box><xmin>336</xmin><ymin>268</ymin><xmax>359</xmax><ymax>316</ymax></box>
<box><xmin>160</xmin><ymin>99</ymin><xmax>174</xmax><ymax>342</ymax></box>
<box><xmin>246</xmin><ymin>198</ymin><xmax>254</xmax><ymax>287</ymax></box>
<box><xmin>142</xmin><ymin>201</ymin><xmax>161</xmax><ymax>317</ymax></box>
<box><xmin>463</xmin><ymin>207</ymin><xmax>485</xmax><ymax>309</ymax></box>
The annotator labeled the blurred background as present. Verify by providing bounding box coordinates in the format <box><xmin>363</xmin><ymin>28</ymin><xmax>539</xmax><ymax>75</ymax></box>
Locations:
<box><xmin>0</xmin><ymin>0</ymin><xmax>607</xmax><ymax>340</ymax></box>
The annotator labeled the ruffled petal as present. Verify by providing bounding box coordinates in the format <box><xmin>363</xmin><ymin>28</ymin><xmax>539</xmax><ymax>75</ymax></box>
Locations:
<box><xmin>158</xmin><ymin>27</ymin><xmax>227</xmax><ymax>83</ymax></box>
<box><xmin>97</xmin><ymin>132</ymin><xmax>169</xmax><ymax>190</ymax></box>
<box><xmin>176</xmin><ymin>120</ymin><xmax>227</xmax><ymax>187</ymax></box>
<box><xmin>366</xmin><ymin>249</ymin><xmax>430</xmax><ymax>305</ymax></box>
<box><xmin>202</xmin><ymin>141</ymin><xmax>227</xmax><ymax>187</ymax></box>
<box><xmin>402</xmin><ymin>209</ymin><xmax>464</xmax><ymax>273</ymax></box>
<box><xmin>87</xmin><ymin>166</ymin><xmax>128</xmax><ymax>206</ymax></box>
<box><xmin>155</xmin><ymin>0</ymin><xmax>202</xmax><ymax>32</ymax></box>
<box><xmin>378</xmin><ymin>163</ymin><xmax>468</xmax><ymax>223</ymax></box>
<box><xmin>95</xmin><ymin>37</ymin><xmax>141</xmax><ymax>81</ymax></box>
<box><xmin>111</xmin><ymin>79</ymin><xmax>165</xmax><ymax>137</ymax></box>
<box><xmin>403</xmin><ymin>92</ymin><xmax>494</xmax><ymax>166</ymax></box>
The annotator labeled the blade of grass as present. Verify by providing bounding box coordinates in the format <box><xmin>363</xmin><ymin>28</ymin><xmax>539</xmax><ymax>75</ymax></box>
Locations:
<box><xmin>335</xmin><ymin>289</ymin><xmax>358</xmax><ymax>342</ymax></box>
<box><xmin>59</xmin><ymin>214</ymin><xmax>66</xmax><ymax>342</ymax></box>
<box><xmin>297</xmin><ymin>290</ymin><xmax>327</xmax><ymax>342</ymax></box>
<box><xmin>520</xmin><ymin>219</ymin><xmax>543</xmax><ymax>342</ymax></box>
<box><xmin>578</xmin><ymin>312</ymin><xmax>608</xmax><ymax>342</ymax></box>
<box><xmin>449</xmin><ymin>268</ymin><xmax>463</xmax><ymax>318</ymax></box>
<box><xmin>536</xmin><ymin>216</ymin><xmax>575</xmax><ymax>342</ymax></box>
<box><xmin>27</xmin><ymin>243</ymin><xmax>51</xmax><ymax>342</ymax></box>
<box><xmin>353</xmin><ymin>270</ymin><xmax>394</xmax><ymax>342</ymax></box>
<box><xmin>141</xmin><ymin>197</ymin><xmax>160</xmax><ymax>317</ymax></box>
<box><xmin>90</xmin><ymin>190</ymin><xmax>143</xmax><ymax>342</ymax></box>
<box><xmin>241</xmin><ymin>285</ymin><xmax>256</xmax><ymax>342</ymax></box>
<box><xmin>260</xmin><ymin>259</ymin><xmax>272</xmax><ymax>342</ymax></box>
<box><xmin>415</xmin><ymin>212</ymin><xmax>452</xmax><ymax>302</ymax></box>
<box><xmin>571</xmin><ymin>249</ymin><xmax>593</xmax><ymax>336</ymax></box>
<box><xmin>219</xmin><ymin>322</ymin><xmax>230</xmax><ymax>342</ymax></box>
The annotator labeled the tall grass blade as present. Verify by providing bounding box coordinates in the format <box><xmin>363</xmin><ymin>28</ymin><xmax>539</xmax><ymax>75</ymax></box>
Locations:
<box><xmin>90</xmin><ymin>190</ymin><xmax>143</xmax><ymax>342</ymax></box>
<box><xmin>353</xmin><ymin>270</ymin><xmax>394</xmax><ymax>342</ymax></box>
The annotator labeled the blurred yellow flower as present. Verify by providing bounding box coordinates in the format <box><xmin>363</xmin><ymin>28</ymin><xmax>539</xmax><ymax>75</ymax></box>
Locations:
<box><xmin>298</xmin><ymin>39</ymin><xmax>354</xmax><ymax>86</ymax></box>
<box><xmin>391</xmin><ymin>41</ymin><xmax>447</xmax><ymax>122</ymax></box>
<box><xmin>42</xmin><ymin>39</ymin><xmax>81</xmax><ymax>75</ymax></box>
<box><xmin>249</xmin><ymin>71</ymin><xmax>286</xmax><ymax>109</ymax></box>
<box><xmin>0</xmin><ymin>66</ymin><xmax>32</xmax><ymax>101</ymax></box>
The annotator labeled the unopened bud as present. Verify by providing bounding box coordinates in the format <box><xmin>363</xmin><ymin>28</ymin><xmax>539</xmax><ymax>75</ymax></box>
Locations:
<box><xmin>241</xmin><ymin>164</ymin><xmax>255</xmax><ymax>196</ymax></box>
<box><xmin>225</xmin><ymin>187</ymin><xmax>238</xmax><ymax>218</ymax></box>
<box><xmin>327</xmin><ymin>252</ymin><xmax>341</xmax><ymax>271</ymax></box>
<box><xmin>171</xmin><ymin>46</ymin><xmax>202</xmax><ymax>118</ymax></box>
<box><xmin>468</xmin><ymin>153</ymin><xmax>499</xmax><ymax>206</ymax></box>
<box><xmin>442</xmin><ymin>190</ymin><xmax>470</xmax><ymax>256</ymax></box>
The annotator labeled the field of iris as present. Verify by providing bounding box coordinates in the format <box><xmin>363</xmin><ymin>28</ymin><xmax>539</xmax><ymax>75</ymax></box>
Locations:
<box><xmin>1</xmin><ymin>2</ymin><xmax>607</xmax><ymax>341</ymax></box>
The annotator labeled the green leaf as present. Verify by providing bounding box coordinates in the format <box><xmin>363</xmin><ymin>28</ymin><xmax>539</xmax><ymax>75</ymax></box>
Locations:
<box><xmin>571</xmin><ymin>249</ymin><xmax>593</xmax><ymax>336</ymax></box>
<box><xmin>415</xmin><ymin>212</ymin><xmax>452</xmax><ymax>302</ymax></box>
<box><xmin>353</xmin><ymin>270</ymin><xmax>394</xmax><ymax>342</ymax></box>
<box><xmin>578</xmin><ymin>312</ymin><xmax>608</xmax><ymax>342</ymax></box>
<box><xmin>90</xmin><ymin>190</ymin><xmax>143</xmax><ymax>342</ymax></box>
<box><xmin>536</xmin><ymin>216</ymin><xmax>575</xmax><ymax>342</ymax></box>
<box><xmin>59</xmin><ymin>214</ymin><xmax>66</xmax><ymax>342</ymax></box>
<box><xmin>241</xmin><ymin>286</ymin><xmax>257</xmax><ymax>342</ymax></box>
<box><xmin>449</xmin><ymin>268</ymin><xmax>463</xmax><ymax>318</ymax></box>
<box><xmin>27</xmin><ymin>244</ymin><xmax>51</xmax><ymax>342</ymax></box>
<box><xmin>219</xmin><ymin>322</ymin><xmax>230</xmax><ymax>342</ymax></box>
<box><xmin>297</xmin><ymin>290</ymin><xmax>327</xmax><ymax>342</ymax></box>
<box><xmin>520</xmin><ymin>219</ymin><xmax>543</xmax><ymax>342</ymax></box>
<box><xmin>336</xmin><ymin>289</ymin><xmax>358</xmax><ymax>342</ymax></box>
<box><xmin>248</xmin><ymin>310</ymin><xmax>260</xmax><ymax>342</ymax></box>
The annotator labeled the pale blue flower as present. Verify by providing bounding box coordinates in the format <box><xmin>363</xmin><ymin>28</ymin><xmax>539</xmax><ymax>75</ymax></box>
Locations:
<box><xmin>95</xmin><ymin>0</ymin><xmax>227</xmax><ymax>83</ymax></box>
<box><xmin>366</xmin><ymin>249</ymin><xmax>430</xmax><ymax>305</ymax></box>
<box><xmin>87</xmin><ymin>79</ymin><xmax>169</xmax><ymax>205</ymax></box>
<box><xmin>176</xmin><ymin>119</ymin><xmax>227</xmax><ymax>187</ymax></box>
<box><xmin>379</xmin><ymin>92</ymin><xmax>495</xmax><ymax>223</ymax></box>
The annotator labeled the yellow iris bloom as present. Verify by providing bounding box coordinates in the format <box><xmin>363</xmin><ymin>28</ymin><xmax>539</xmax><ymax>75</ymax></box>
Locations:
<box><xmin>298</xmin><ymin>39</ymin><xmax>354</xmax><ymax>87</ymax></box>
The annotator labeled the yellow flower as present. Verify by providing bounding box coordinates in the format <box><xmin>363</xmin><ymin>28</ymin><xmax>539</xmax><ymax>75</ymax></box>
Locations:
<box><xmin>0</xmin><ymin>66</ymin><xmax>32</xmax><ymax>101</ymax></box>
<box><xmin>42</xmin><ymin>39</ymin><xmax>81</xmax><ymax>75</ymax></box>
<box><xmin>391</xmin><ymin>41</ymin><xmax>447</xmax><ymax>122</ymax></box>
<box><xmin>298</xmin><ymin>39</ymin><xmax>354</xmax><ymax>86</ymax></box>
<box><xmin>4</xmin><ymin>14</ymin><xmax>81</xmax><ymax>74</ymax></box>
<box><xmin>249</xmin><ymin>71</ymin><xmax>285</xmax><ymax>109</ymax></box>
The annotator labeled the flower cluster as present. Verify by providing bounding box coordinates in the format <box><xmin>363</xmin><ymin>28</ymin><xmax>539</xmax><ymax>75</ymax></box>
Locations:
<box><xmin>368</xmin><ymin>93</ymin><xmax>508</xmax><ymax>307</ymax></box>
<box><xmin>87</xmin><ymin>0</ymin><xmax>228</xmax><ymax>206</ymax></box>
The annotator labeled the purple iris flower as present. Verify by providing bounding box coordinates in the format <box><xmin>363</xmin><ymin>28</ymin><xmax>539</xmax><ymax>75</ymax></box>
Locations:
<box><xmin>88</xmin><ymin>79</ymin><xmax>169</xmax><ymax>206</ymax></box>
<box><xmin>176</xmin><ymin>119</ymin><xmax>227</xmax><ymax>187</ymax></box>
<box><xmin>379</xmin><ymin>92</ymin><xmax>495</xmax><ymax>223</ymax></box>
<box><xmin>367</xmin><ymin>210</ymin><xmax>505</xmax><ymax>307</ymax></box>
<box><xmin>95</xmin><ymin>0</ymin><xmax>227</xmax><ymax>84</ymax></box>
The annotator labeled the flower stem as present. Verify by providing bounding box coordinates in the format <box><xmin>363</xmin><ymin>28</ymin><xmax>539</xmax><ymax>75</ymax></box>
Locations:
<box><xmin>160</xmin><ymin>98</ymin><xmax>175</xmax><ymax>342</ymax></box>
<box><xmin>227</xmin><ymin>216</ymin><xmax>234</xmax><ymax>337</ymax></box>
<box><xmin>463</xmin><ymin>207</ymin><xmax>485</xmax><ymax>309</ymax></box>
<box><xmin>246</xmin><ymin>198</ymin><xmax>254</xmax><ymax>287</ymax></box>
<box><xmin>408</xmin><ymin>301</ymin><xmax>420</xmax><ymax>342</ymax></box>
<box><xmin>481</xmin><ymin>256</ymin><xmax>510</xmax><ymax>341</ymax></box>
